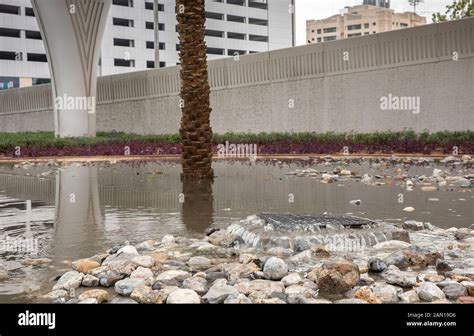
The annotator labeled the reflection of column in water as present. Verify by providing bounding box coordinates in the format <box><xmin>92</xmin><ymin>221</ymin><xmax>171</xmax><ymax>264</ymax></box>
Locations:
<box><xmin>53</xmin><ymin>164</ymin><xmax>101</xmax><ymax>259</ymax></box>
<box><xmin>181</xmin><ymin>178</ymin><xmax>214</xmax><ymax>233</ymax></box>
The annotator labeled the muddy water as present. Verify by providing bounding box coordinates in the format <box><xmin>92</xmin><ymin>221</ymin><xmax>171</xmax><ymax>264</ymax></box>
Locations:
<box><xmin>0</xmin><ymin>159</ymin><xmax>472</xmax><ymax>302</ymax></box>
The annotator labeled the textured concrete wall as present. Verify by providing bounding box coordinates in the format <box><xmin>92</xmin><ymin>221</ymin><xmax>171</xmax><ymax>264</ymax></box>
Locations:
<box><xmin>1</xmin><ymin>17</ymin><xmax>473</xmax><ymax>134</ymax></box>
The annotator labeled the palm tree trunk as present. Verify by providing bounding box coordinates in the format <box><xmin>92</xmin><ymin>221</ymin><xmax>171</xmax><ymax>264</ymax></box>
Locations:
<box><xmin>176</xmin><ymin>0</ymin><xmax>214</xmax><ymax>180</ymax></box>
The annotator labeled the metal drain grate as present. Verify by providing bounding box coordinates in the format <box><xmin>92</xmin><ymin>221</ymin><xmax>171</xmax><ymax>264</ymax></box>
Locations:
<box><xmin>258</xmin><ymin>213</ymin><xmax>374</xmax><ymax>230</ymax></box>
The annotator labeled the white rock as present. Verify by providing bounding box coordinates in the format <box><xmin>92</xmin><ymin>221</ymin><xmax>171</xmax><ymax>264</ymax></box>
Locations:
<box><xmin>162</xmin><ymin>235</ymin><xmax>176</xmax><ymax>244</ymax></box>
<box><xmin>167</xmin><ymin>289</ymin><xmax>201</xmax><ymax>304</ymax></box>
<box><xmin>117</xmin><ymin>245</ymin><xmax>139</xmax><ymax>256</ymax></box>
<box><xmin>416</xmin><ymin>282</ymin><xmax>446</xmax><ymax>302</ymax></box>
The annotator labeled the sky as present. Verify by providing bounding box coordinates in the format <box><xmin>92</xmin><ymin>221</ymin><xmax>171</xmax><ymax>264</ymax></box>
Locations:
<box><xmin>294</xmin><ymin>0</ymin><xmax>454</xmax><ymax>45</ymax></box>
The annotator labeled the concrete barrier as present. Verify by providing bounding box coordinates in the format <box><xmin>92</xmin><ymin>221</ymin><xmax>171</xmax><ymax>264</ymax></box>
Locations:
<box><xmin>1</xmin><ymin>17</ymin><xmax>473</xmax><ymax>134</ymax></box>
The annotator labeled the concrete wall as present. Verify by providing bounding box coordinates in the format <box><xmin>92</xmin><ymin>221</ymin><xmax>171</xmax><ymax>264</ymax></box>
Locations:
<box><xmin>1</xmin><ymin>17</ymin><xmax>473</xmax><ymax>134</ymax></box>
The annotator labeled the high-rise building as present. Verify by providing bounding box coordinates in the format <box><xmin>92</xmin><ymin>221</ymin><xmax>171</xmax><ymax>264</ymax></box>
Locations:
<box><xmin>306</xmin><ymin>4</ymin><xmax>425</xmax><ymax>44</ymax></box>
<box><xmin>363</xmin><ymin>0</ymin><xmax>390</xmax><ymax>8</ymax></box>
<box><xmin>0</xmin><ymin>0</ymin><xmax>295</xmax><ymax>90</ymax></box>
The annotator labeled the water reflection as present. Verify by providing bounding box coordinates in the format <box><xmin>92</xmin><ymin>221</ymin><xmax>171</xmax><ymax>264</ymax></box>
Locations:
<box><xmin>181</xmin><ymin>178</ymin><xmax>214</xmax><ymax>233</ymax></box>
<box><xmin>53</xmin><ymin>164</ymin><xmax>102</xmax><ymax>257</ymax></box>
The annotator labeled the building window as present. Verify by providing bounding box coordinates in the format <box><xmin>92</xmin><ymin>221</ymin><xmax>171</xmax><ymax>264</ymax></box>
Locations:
<box><xmin>206</xmin><ymin>12</ymin><xmax>224</xmax><ymax>20</ymax></box>
<box><xmin>145</xmin><ymin>2</ymin><xmax>162</xmax><ymax>10</ymax></box>
<box><xmin>323</xmin><ymin>27</ymin><xmax>336</xmax><ymax>33</ymax></box>
<box><xmin>317</xmin><ymin>29</ymin><xmax>321</xmax><ymax>34</ymax></box>
<box><xmin>159</xmin><ymin>61</ymin><xmax>166</xmax><ymax>68</ymax></box>
<box><xmin>25</xmin><ymin>30</ymin><xmax>42</xmax><ymax>40</ymax></box>
<box><xmin>227</xmin><ymin>0</ymin><xmax>245</xmax><ymax>6</ymax></box>
<box><xmin>0</xmin><ymin>27</ymin><xmax>21</xmax><ymax>38</ymax></box>
<box><xmin>159</xmin><ymin>42</ymin><xmax>165</xmax><ymax>50</ymax></box>
<box><xmin>113</xmin><ymin>18</ymin><xmax>134</xmax><ymax>27</ymax></box>
<box><xmin>146</xmin><ymin>22</ymin><xmax>164</xmax><ymax>30</ymax></box>
<box><xmin>114</xmin><ymin>58</ymin><xmax>135</xmax><ymax>67</ymax></box>
<box><xmin>364</xmin><ymin>23</ymin><xmax>369</xmax><ymax>29</ymax></box>
<box><xmin>227</xmin><ymin>15</ymin><xmax>246</xmax><ymax>23</ymax></box>
<box><xmin>27</xmin><ymin>53</ymin><xmax>47</xmax><ymax>62</ymax></box>
<box><xmin>249</xmin><ymin>18</ymin><xmax>267</xmax><ymax>26</ymax></box>
<box><xmin>205</xmin><ymin>29</ymin><xmax>224</xmax><ymax>38</ymax></box>
<box><xmin>227</xmin><ymin>32</ymin><xmax>246</xmax><ymax>40</ymax></box>
<box><xmin>25</xmin><ymin>7</ymin><xmax>35</xmax><ymax>17</ymax></box>
<box><xmin>228</xmin><ymin>49</ymin><xmax>246</xmax><ymax>56</ymax></box>
<box><xmin>248</xmin><ymin>0</ymin><xmax>267</xmax><ymax>9</ymax></box>
<box><xmin>400</xmin><ymin>23</ymin><xmax>408</xmax><ymax>28</ymax></box>
<box><xmin>114</xmin><ymin>38</ymin><xmax>134</xmax><ymax>47</ymax></box>
<box><xmin>147</xmin><ymin>60</ymin><xmax>154</xmax><ymax>68</ymax></box>
<box><xmin>113</xmin><ymin>0</ymin><xmax>133</xmax><ymax>7</ymax></box>
<box><xmin>0</xmin><ymin>51</ymin><xmax>20</xmax><ymax>61</ymax></box>
<box><xmin>317</xmin><ymin>37</ymin><xmax>321</xmax><ymax>42</ymax></box>
<box><xmin>0</xmin><ymin>4</ymin><xmax>20</xmax><ymax>15</ymax></box>
<box><xmin>373</xmin><ymin>22</ymin><xmax>377</xmax><ymax>26</ymax></box>
<box><xmin>207</xmin><ymin>47</ymin><xmax>225</xmax><ymax>55</ymax></box>
<box><xmin>146</xmin><ymin>41</ymin><xmax>154</xmax><ymax>49</ymax></box>
<box><xmin>347</xmin><ymin>24</ymin><xmax>362</xmax><ymax>31</ymax></box>
<box><xmin>348</xmin><ymin>33</ymin><xmax>362</xmax><ymax>38</ymax></box>
<box><xmin>364</xmin><ymin>32</ymin><xmax>369</xmax><ymax>35</ymax></box>
<box><xmin>323</xmin><ymin>36</ymin><xmax>336</xmax><ymax>42</ymax></box>
<box><xmin>249</xmin><ymin>34</ymin><xmax>268</xmax><ymax>42</ymax></box>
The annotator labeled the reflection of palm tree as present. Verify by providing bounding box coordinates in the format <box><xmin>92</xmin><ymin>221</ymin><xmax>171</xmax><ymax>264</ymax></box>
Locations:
<box><xmin>181</xmin><ymin>178</ymin><xmax>214</xmax><ymax>233</ymax></box>
<box><xmin>176</xmin><ymin>0</ymin><xmax>214</xmax><ymax>180</ymax></box>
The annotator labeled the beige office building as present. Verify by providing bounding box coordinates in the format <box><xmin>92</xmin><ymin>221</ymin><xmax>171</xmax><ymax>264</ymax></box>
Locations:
<box><xmin>306</xmin><ymin>4</ymin><xmax>426</xmax><ymax>44</ymax></box>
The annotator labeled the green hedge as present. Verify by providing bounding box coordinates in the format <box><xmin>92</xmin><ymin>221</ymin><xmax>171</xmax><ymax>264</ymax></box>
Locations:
<box><xmin>0</xmin><ymin>130</ymin><xmax>473</xmax><ymax>151</ymax></box>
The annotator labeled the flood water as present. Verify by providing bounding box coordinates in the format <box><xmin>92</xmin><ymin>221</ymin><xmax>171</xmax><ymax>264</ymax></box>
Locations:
<box><xmin>0</xmin><ymin>159</ymin><xmax>473</xmax><ymax>302</ymax></box>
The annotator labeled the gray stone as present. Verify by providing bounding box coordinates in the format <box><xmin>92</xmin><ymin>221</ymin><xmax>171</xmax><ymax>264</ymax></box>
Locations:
<box><xmin>114</xmin><ymin>278</ymin><xmax>145</xmax><ymax>296</ymax></box>
<box><xmin>130</xmin><ymin>267</ymin><xmax>154</xmax><ymax>286</ymax></box>
<box><xmin>224</xmin><ymin>294</ymin><xmax>252</xmax><ymax>304</ymax></box>
<box><xmin>288</xmin><ymin>250</ymin><xmax>313</xmax><ymax>263</ymax></box>
<box><xmin>368</xmin><ymin>257</ymin><xmax>387</xmax><ymax>272</ymax></box>
<box><xmin>234</xmin><ymin>279</ymin><xmax>285</xmax><ymax>298</ymax></box>
<box><xmin>436</xmin><ymin>260</ymin><xmax>454</xmax><ymax>273</ymax></box>
<box><xmin>42</xmin><ymin>289</ymin><xmax>70</xmax><ymax>301</ymax></box>
<box><xmin>263</xmin><ymin>257</ymin><xmax>288</xmax><ymax>280</ymax></box>
<box><xmin>187</xmin><ymin>256</ymin><xmax>211</xmax><ymax>270</ymax></box>
<box><xmin>384</xmin><ymin>251</ymin><xmax>410</xmax><ymax>269</ymax></box>
<box><xmin>167</xmin><ymin>289</ymin><xmax>201</xmax><ymax>304</ymax></box>
<box><xmin>110</xmin><ymin>297</ymin><xmax>138</xmax><ymax>304</ymax></box>
<box><xmin>202</xmin><ymin>282</ymin><xmax>239</xmax><ymax>304</ymax></box>
<box><xmin>155</xmin><ymin>270</ymin><xmax>190</xmax><ymax>286</ymax></box>
<box><xmin>382</xmin><ymin>265</ymin><xmax>416</xmax><ymax>288</ymax></box>
<box><xmin>334</xmin><ymin>298</ymin><xmax>368</xmax><ymax>304</ymax></box>
<box><xmin>117</xmin><ymin>245</ymin><xmax>139</xmax><ymax>255</ymax></box>
<box><xmin>182</xmin><ymin>276</ymin><xmax>207</xmax><ymax>295</ymax></box>
<box><xmin>131</xmin><ymin>255</ymin><xmax>155</xmax><ymax>268</ymax></box>
<box><xmin>281</xmin><ymin>273</ymin><xmax>303</xmax><ymax>287</ymax></box>
<box><xmin>99</xmin><ymin>270</ymin><xmax>126</xmax><ymax>287</ymax></box>
<box><xmin>399</xmin><ymin>289</ymin><xmax>420</xmax><ymax>303</ymax></box>
<box><xmin>416</xmin><ymin>282</ymin><xmax>446</xmax><ymax>302</ymax></box>
<box><xmin>442</xmin><ymin>283</ymin><xmax>467</xmax><ymax>299</ymax></box>
<box><xmin>403</xmin><ymin>220</ymin><xmax>424</xmax><ymax>231</ymax></box>
<box><xmin>53</xmin><ymin>271</ymin><xmax>83</xmax><ymax>291</ymax></box>
<box><xmin>82</xmin><ymin>274</ymin><xmax>100</xmax><ymax>287</ymax></box>
<box><xmin>79</xmin><ymin>298</ymin><xmax>98</xmax><ymax>304</ymax></box>
<box><xmin>161</xmin><ymin>235</ymin><xmax>175</xmax><ymax>244</ymax></box>
<box><xmin>372</xmin><ymin>283</ymin><xmax>400</xmax><ymax>303</ymax></box>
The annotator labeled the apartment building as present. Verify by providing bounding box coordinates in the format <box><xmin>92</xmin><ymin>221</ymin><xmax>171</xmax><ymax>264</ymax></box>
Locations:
<box><xmin>0</xmin><ymin>0</ymin><xmax>295</xmax><ymax>89</ymax></box>
<box><xmin>306</xmin><ymin>4</ymin><xmax>426</xmax><ymax>44</ymax></box>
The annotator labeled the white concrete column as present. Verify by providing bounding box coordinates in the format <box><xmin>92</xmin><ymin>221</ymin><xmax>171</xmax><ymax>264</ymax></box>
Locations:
<box><xmin>31</xmin><ymin>0</ymin><xmax>111</xmax><ymax>137</ymax></box>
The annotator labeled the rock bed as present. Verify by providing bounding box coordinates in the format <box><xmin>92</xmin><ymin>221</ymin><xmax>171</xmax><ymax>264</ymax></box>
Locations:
<box><xmin>34</xmin><ymin>221</ymin><xmax>474</xmax><ymax>304</ymax></box>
